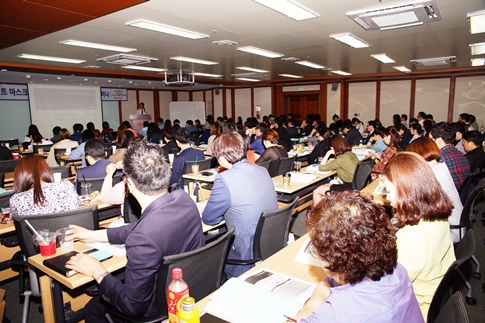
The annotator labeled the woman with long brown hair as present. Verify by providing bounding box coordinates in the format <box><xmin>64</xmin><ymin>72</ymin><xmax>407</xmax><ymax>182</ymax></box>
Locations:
<box><xmin>312</xmin><ymin>134</ymin><xmax>359</xmax><ymax>204</ymax></box>
<box><xmin>10</xmin><ymin>155</ymin><xmax>81</xmax><ymax>215</ymax></box>
<box><xmin>382</xmin><ymin>152</ymin><xmax>455</xmax><ymax>320</ymax></box>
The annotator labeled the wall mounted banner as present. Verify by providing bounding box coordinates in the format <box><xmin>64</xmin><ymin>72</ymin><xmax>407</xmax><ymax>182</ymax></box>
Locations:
<box><xmin>0</xmin><ymin>84</ymin><xmax>29</xmax><ymax>100</ymax></box>
<box><xmin>101</xmin><ymin>88</ymin><xmax>128</xmax><ymax>101</ymax></box>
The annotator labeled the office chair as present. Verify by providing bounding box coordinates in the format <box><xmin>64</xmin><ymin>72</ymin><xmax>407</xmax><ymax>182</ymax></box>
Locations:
<box><xmin>33</xmin><ymin>144</ymin><xmax>54</xmax><ymax>154</ymax></box>
<box><xmin>13</xmin><ymin>205</ymin><xmax>99</xmax><ymax>323</ymax></box>
<box><xmin>183</xmin><ymin>158</ymin><xmax>212</xmax><ymax>175</ymax></box>
<box><xmin>123</xmin><ymin>193</ymin><xmax>142</xmax><ymax>224</ymax></box>
<box><xmin>257</xmin><ymin>159</ymin><xmax>272</xmax><ymax>174</ymax></box>
<box><xmin>427</xmin><ymin>230</ymin><xmax>477</xmax><ymax>323</ymax></box>
<box><xmin>0</xmin><ymin>158</ymin><xmax>21</xmax><ymax>174</ymax></box>
<box><xmin>0</xmin><ymin>139</ymin><xmax>19</xmax><ymax>148</ymax></box>
<box><xmin>104</xmin><ymin>227</ymin><xmax>235</xmax><ymax>323</ymax></box>
<box><xmin>0</xmin><ymin>172</ymin><xmax>3</xmax><ymax>188</ymax></box>
<box><xmin>226</xmin><ymin>197</ymin><xmax>298</xmax><ymax>266</ymax></box>
<box><xmin>351</xmin><ymin>158</ymin><xmax>374</xmax><ymax>190</ymax></box>
<box><xmin>50</xmin><ymin>165</ymin><xmax>72</xmax><ymax>178</ymax></box>
<box><xmin>275</xmin><ymin>156</ymin><xmax>297</xmax><ymax>177</ymax></box>
<box><xmin>434</xmin><ymin>292</ymin><xmax>470</xmax><ymax>323</ymax></box>
<box><xmin>76</xmin><ymin>173</ymin><xmax>123</xmax><ymax>195</ymax></box>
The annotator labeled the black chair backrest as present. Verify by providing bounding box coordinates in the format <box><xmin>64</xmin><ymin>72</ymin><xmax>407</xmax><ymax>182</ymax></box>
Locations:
<box><xmin>49</xmin><ymin>165</ymin><xmax>71</xmax><ymax>178</ymax></box>
<box><xmin>33</xmin><ymin>144</ymin><xmax>54</xmax><ymax>153</ymax></box>
<box><xmin>123</xmin><ymin>193</ymin><xmax>142</xmax><ymax>224</ymax></box>
<box><xmin>170</xmin><ymin>148</ymin><xmax>180</xmax><ymax>155</ymax></box>
<box><xmin>351</xmin><ymin>158</ymin><xmax>374</xmax><ymax>190</ymax></box>
<box><xmin>452</xmin><ymin>180</ymin><xmax>485</xmax><ymax>239</ymax></box>
<box><xmin>0</xmin><ymin>190</ymin><xmax>14</xmax><ymax>208</ymax></box>
<box><xmin>0</xmin><ymin>139</ymin><xmax>19</xmax><ymax>148</ymax></box>
<box><xmin>190</xmin><ymin>131</ymin><xmax>202</xmax><ymax>146</ymax></box>
<box><xmin>457</xmin><ymin>170</ymin><xmax>485</xmax><ymax>205</ymax></box>
<box><xmin>428</xmin><ymin>230</ymin><xmax>476</xmax><ymax>323</ymax></box>
<box><xmin>254</xmin><ymin>197</ymin><xmax>298</xmax><ymax>261</ymax></box>
<box><xmin>0</xmin><ymin>158</ymin><xmax>21</xmax><ymax>173</ymax></box>
<box><xmin>13</xmin><ymin>205</ymin><xmax>99</xmax><ymax>258</ymax></box>
<box><xmin>107</xmin><ymin>131</ymin><xmax>117</xmax><ymax>141</ymax></box>
<box><xmin>257</xmin><ymin>159</ymin><xmax>272</xmax><ymax>174</ymax></box>
<box><xmin>104</xmin><ymin>146</ymin><xmax>113</xmax><ymax>159</ymax></box>
<box><xmin>155</xmin><ymin>227</ymin><xmax>235</xmax><ymax>316</ymax></box>
<box><xmin>76</xmin><ymin>173</ymin><xmax>123</xmax><ymax>195</ymax></box>
<box><xmin>275</xmin><ymin>156</ymin><xmax>296</xmax><ymax>177</ymax></box>
<box><xmin>434</xmin><ymin>292</ymin><xmax>470</xmax><ymax>323</ymax></box>
<box><xmin>0</xmin><ymin>172</ymin><xmax>4</xmax><ymax>188</ymax></box>
<box><xmin>183</xmin><ymin>158</ymin><xmax>212</xmax><ymax>175</ymax></box>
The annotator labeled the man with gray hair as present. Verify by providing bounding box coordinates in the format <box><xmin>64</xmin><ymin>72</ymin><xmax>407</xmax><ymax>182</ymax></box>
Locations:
<box><xmin>65</xmin><ymin>140</ymin><xmax>205</xmax><ymax>322</ymax></box>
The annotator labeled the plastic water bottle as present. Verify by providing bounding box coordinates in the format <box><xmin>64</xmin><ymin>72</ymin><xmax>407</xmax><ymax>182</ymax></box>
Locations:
<box><xmin>178</xmin><ymin>296</ymin><xmax>200</xmax><ymax>323</ymax></box>
<box><xmin>167</xmin><ymin>268</ymin><xmax>189</xmax><ymax>323</ymax></box>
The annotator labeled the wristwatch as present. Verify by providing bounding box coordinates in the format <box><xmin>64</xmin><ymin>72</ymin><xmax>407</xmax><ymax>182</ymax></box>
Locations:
<box><xmin>97</xmin><ymin>272</ymin><xmax>109</xmax><ymax>285</ymax></box>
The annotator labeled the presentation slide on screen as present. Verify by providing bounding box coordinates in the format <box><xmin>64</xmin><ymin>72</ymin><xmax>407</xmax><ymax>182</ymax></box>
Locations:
<box><xmin>28</xmin><ymin>84</ymin><xmax>103</xmax><ymax>137</ymax></box>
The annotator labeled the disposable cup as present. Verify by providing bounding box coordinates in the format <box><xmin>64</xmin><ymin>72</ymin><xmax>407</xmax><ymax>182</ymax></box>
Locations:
<box><xmin>37</xmin><ymin>148</ymin><xmax>43</xmax><ymax>155</ymax></box>
<box><xmin>53</xmin><ymin>172</ymin><xmax>62</xmax><ymax>182</ymax></box>
<box><xmin>80</xmin><ymin>183</ymin><xmax>92</xmax><ymax>197</ymax></box>
<box><xmin>36</xmin><ymin>231</ymin><xmax>57</xmax><ymax>257</ymax></box>
<box><xmin>192</xmin><ymin>164</ymin><xmax>199</xmax><ymax>175</ymax></box>
<box><xmin>56</xmin><ymin>227</ymin><xmax>74</xmax><ymax>252</ymax></box>
<box><xmin>168</xmin><ymin>154</ymin><xmax>174</xmax><ymax>164</ymax></box>
<box><xmin>293</xmin><ymin>161</ymin><xmax>302</xmax><ymax>172</ymax></box>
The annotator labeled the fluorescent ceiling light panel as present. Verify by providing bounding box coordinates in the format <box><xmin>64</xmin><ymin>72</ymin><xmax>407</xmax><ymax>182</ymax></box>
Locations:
<box><xmin>470</xmin><ymin>42</ymin><xmax>485</xmax><ymax>55</ymax></box>
<box><xmin>471</xmin><ymin>58</ymin><xmax>485</xmax><ymax>66</ymax></box>
<box><xmin>371</xmin><ymin>53</ymin><xmax>395</xmax><ymax>63</ymax></box>
<box><xmin>236</xmin><ymin>66</ymin><xmax>268</xmax><ymax>73</ymax></box>
<box><xmin>331</xmin><ymin>70</ymin><xmax>352</xmax><ymax>76</ymax></box>
<box><xmin>468</xmin><ymin>10</ymin><xmax>485</xmax><ymax>34</ymax></box>
<box><xmin>16</xmin><ymin>54</ymin><xmax>86</xmax><ymax>64</ymax></box>
<box><xmin>295</xmin><ymin>61</ymin><xmax>326</xmax><ymax>69</ymax></box>
<box><xmin>253</xmin><ymin>0</ymin><xmax>320</xmax><ymax>21</ymax></box>
<box><xmin>59</xmin><ymin>40</ymin><xmax>136</xmax><ymax>52</ymax></box>
<box><xmin>121</xmin><ymin>65</ymin><xmax>166</xmax><ymax>72</ymax></box>
<box><xmin>236</xmin><ymin>77</ymin><xmax>261</xmax><ymax>82</ymax></box>
<box><xmin>192</xmin><ymin>72</ymin><xmax>223</xmax><ymax>78</ymax></box>
<box><xmin>170</xmin><ymin>56</ymin><xmax>218</xmax><ymax>65</ymax></box>
<box><xmin>279</xmin><ymin>74</ymin><xmax>303</xmax><ymax>78</ymax></box>
<box><xmin>393</xmin><ymin>66</ymin><xmax>412</xmax><ymax>73</ymax></box>
<box><xmin>330</xmin><ymin>33</ymin><xmax>370</xmax><ymax>48</ymax></box>
<box><xmin>126</xmin><ymin>20</ymin><xmax>209</xmax><ymax>39</ymax></box>
<box><xmin>237</xmin><ymin>46</ymin><xmax>284</xmax><ymax>58</ymax></box>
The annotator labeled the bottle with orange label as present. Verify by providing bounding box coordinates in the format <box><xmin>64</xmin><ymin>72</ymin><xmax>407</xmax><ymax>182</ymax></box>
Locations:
<box><xmin>167</xmin><ymin>268</ymin><xmax>189</xmax><ymax>323</ymax></box>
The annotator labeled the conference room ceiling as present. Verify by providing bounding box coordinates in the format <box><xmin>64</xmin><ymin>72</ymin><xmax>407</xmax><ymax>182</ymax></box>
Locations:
<box><xmin>0</xmin><ymin>0</ymin><xmax>484</xmax><ymax>91</ymax></box>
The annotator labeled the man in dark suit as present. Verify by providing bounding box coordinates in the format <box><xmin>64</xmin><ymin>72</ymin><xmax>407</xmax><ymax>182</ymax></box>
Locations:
<box><xmin>286</xmin><ymin>118</ymin><xmax>300</xmax><ymax>139</ymax></box>
<box><xmin>66</xmin><ymin>140</ymin><xmax>205</xmax><ymax>321</ymax></box>
<box><xmin>342</xmin><ymin>123</ymin><xmax>363</xmax><ymax>146</ymax></box>
<box><xmin>75</xmin><ymin>138</ymin><xmax>110</xmax><ymax>185</ymax></box>
<box><xmin>363</xmin><ymin>120</ymin><xmax>376</xmax><ymax>146</ymax></box>
<box><xmin>396</xmin><ymin>123</ymin><xmax>413</xmax><ymax>149</ymax></box>
<box><xmin>170</xmin><ymin>128</ymin><xmax>205</xmax><ymax>188</ymax></box>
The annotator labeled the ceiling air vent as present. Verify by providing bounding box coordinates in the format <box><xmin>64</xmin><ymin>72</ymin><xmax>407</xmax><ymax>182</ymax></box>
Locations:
<box><xmin>231</xmin><ymin>72</ymin><xmax>269</xmax><ymax>78</ymax></box>
<box><xmin>347</xmin><ymin>0</ymin><xmax>441</xmax><ymax>31</ymax></box>
<box><xmin>212</xmin><ymin>40</ymin><xmax>238</xmax><ymax>46</ymax></box>
<box><xmin>97</xmin><ymin>54</ymin><xmax>157</xmax><ymax>65</ymax></box>
<box><xmin>411</xmin><ymin>56</ymin><xmax>456</xmax><ymax>66</ymax></box>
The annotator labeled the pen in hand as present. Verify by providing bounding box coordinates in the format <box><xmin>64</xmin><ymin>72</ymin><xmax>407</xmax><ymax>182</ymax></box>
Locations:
<box><xmin>283</xmin><ymin>314</ymin><xmax>297</xmax><ymax>322</ymax></box>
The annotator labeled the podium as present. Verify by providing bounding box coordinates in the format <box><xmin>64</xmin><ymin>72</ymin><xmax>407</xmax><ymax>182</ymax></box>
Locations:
<box><xmin>130</xmin><ymin>114</ymin><xmax>151</xmax><ymax>132</ymax></box>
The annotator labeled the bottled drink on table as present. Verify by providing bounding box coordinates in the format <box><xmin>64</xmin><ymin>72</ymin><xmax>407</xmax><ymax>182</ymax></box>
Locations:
<box><xmin>167</xmin><ymin>268</ymin><xmax>189</xmax><ymax>323</ymax></box>
<box><xmin>178</xmin><ymin>296</ymin><xmax>200</xmax><ymax>323</ymax></box>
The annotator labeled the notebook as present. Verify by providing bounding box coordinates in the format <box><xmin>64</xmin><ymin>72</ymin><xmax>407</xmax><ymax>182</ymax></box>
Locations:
<box><xmin>43</xmin><ymin>251</ymin><xmax>78</xmax><ymax>277</ymax></box>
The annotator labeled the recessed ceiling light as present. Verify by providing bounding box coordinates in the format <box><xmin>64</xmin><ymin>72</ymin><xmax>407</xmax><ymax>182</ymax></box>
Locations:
<box><xmin>16</xmin><ymin>54</ymin><xmax>86</xmax><ymax>64</ymax></box>
<box><xmin>25</xmin><ymin>75</ymin><xmax>31</xmax><ymax>79</ymax></box>
<box><xmin>331</xmin><ymin>70</ymin><xmax>352</xmax><ymax>76</ymax></box>
<box><xmin>121</xmin><ymin>65</ymin><xmax>167</xmax><ymax>72</ymax></box>
<box><xmin>84</xmin><ymin>78</ymin><xmax>88</xmax><ymax>81</ymax></box>
<box><xmin>57</xmin><ymin>77</ymin><xmax>62</xmax><ymax>80</ymax></box>
<box><xmin>170</xmin><ymin>56</ymin><xmax>218</xmax><ymax>65</ymax></box>
<box><xmin>471</xmin><ymin>58</ymin><xmax>485</xmax><ymax>66</ymax></box>
<box><xmin>236</xmin><ymin>77</ymin><xmax>261</xmax><ymax>82</ymax></box>
<box><xmin>470</xmin><ymin>42</ymin><xmax>485</xmax><ymax>55</ymax></box>
<box><xmin>212</xmin><ymin>39</ymin><xmax>238</xmax><ymax>46</ymax></box>
<box><xmin>253</xmin><ymin>0</ymin><xmax>320</xmax><ymax>21</ymax></box>
<box><xmin>330</xmin><ymin>33</ymin><xmax>370</xmax><ymax>48</ymax></box>
<box><xmin>1</xmin><ymin>69</ymin><xmax>7</xmax><ymax>72</ymax></box>
<box><xmin>193</xmin><ymin>72</ymin><xmax>223</xmax><ymax>78</ymax></box>
<box><xmin>237</xmin><ymin>46</ymin><xmax>284</xmax><ymax>58</ymax></box>
<box><xmin>371</xmin><ymin>53</ymin><xmax>395</xmax><ymax>63</ymax></box>
<box><xmin>468</xmin><ymin>10</ymin><xmax>485</xmax><ymax>34</ymax></box>
<box><xmin>59</xmin><ymin>40</ymin><xmax>136</xmax><ymax>52</ymax></box>
<box><xmin>393</xmin><ymin>66</ymin><xmax>412</xmax><ymax>73</ymax></box>
<box><xmin>126</xmin><ymin>19</ymin><xmax>209</xmax><ymax>39</ymax></box>
<box><xmin>279</xmin><ymin>74</ymin><xmax>303</xmax><ymax>78</ymax></box>
<box><xmin>236</xmin><ymin>66</ymin><xmax>268</xmax><ymax>73</ymax></box>
<box><xmin>295</xmin><ymin>61</ymin><xmax>326</xmax><ymax>69</ymax></box>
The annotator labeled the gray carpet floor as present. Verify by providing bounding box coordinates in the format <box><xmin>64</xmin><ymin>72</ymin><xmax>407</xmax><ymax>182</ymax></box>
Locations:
<box><xmin>2</xmin><ymin>198</ymin><xmax>485</xmax><ymax>323</ymax></box>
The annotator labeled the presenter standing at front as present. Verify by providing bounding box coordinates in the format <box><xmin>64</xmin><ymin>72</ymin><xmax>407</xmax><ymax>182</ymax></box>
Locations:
<box><xmin>136</xmin><ymin>102</ymin><xmax>147</xmax><ymax>115</ymax></box>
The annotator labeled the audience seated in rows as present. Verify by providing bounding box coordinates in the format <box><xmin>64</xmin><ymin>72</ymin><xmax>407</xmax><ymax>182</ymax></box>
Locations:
<box><xmin>45</xmin><ymin>128</ymin><xmax>79</xmax><ymax>167</ymax></box>
<box><xmin>10</xmin><ymin>155</ymin><xmax>80</xmax><ymax>216</ymax></box>
<box><xmin>75</xmin><ymin>138</ymin><xmax>111</xmax><ymax>185</ymax></box>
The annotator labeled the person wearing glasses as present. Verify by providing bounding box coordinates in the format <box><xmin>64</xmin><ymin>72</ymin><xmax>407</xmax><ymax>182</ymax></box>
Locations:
<box><xmin>294</xmin><ymin>191</ymin><xmax>423</xmax><ymax>323</ymax></box>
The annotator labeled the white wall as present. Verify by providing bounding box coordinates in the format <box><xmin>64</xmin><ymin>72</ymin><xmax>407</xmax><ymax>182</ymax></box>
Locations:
<box><xmin>348</xmin><ymin>82</ymin><xmax>376</xmax><ymax>126</ymax></box>
<box><xmin>453</xmin><ymin>75</ymin><xmax>485</xmax><ymax>128</ymax></box>
<box><xmin>177</xmin><ymin>91</ymin><xmax>190</xmax><ymax>101</ymax></box>
<box><xmin>159</xmin><ymin>91</ymin><xmax>172</xmax><ymax>121</ymax></box>
<box><xmin>415</xmin><ymin>78</ymin><xmax>450</xmax><ymax>123</ymax></box>
<box><xmin>235</xmin><ymin>88</ymin><xmax>251</xmax><ymax>119</ymax></box>
<box><xmin>121</xmin><ymin>90</ymin><xmax>137</xmax><ymax>124</ymax></box>
<box><xmin>254</xmin><ymin>87</ymin><xmax>272</xmax><ymax>121</ymax></box>
<box><xmin>380</xmin><ymin>80</ymin><xmax>411</xmax><ymax>127</ymax></box>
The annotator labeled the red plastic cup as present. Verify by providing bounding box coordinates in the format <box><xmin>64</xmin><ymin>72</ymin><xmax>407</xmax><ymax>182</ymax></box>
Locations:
<box><xmin>39</xmin><ymin>240</ymin><xmax>56</xmax><ymax>256</ymax></box>
<box><xmin>35</xmin><ymin>231</ymin><xmax>57</xmax><ymax>257</ymax></box>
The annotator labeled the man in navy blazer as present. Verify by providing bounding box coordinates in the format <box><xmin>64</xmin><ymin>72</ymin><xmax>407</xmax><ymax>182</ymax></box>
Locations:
<box><xmin>75</xmin><ymin>138</ymin><xmax>111</xmax><ymax>186</ymax></box>
<box><xmin>65</xmin><ymin>141</ymin><xmax>205</xmax><ymax>321</ymax></box>
<box><xmin>170</xmin><ymin>128</ymin><xmax>205</xmax><ymax>188</ymax></box>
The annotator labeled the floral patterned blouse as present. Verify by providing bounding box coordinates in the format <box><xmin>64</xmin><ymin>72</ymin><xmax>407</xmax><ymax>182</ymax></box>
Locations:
<box><xmin>371</xmin><ymin>147</ymin><xmax>395</xmax><ymax>180</ymax></box>
<box><xmin>10</xmin><ymin>181</ymin><xmax>81</xmax><ymax>216</ymax></box>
